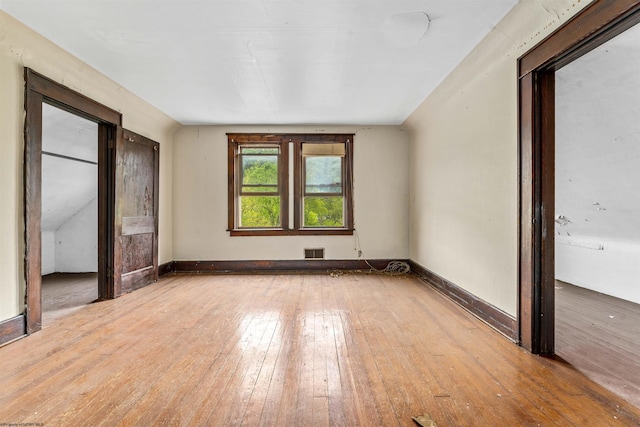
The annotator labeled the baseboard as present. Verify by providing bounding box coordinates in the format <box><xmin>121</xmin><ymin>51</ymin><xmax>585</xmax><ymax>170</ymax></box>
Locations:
<box><xmin>0</xmin><ymin>314</ymin><xmax>26</xmax><ymax>347</ymax></box>
<box><xmin>158</xmin><ymin>259</ymin><xmax>517</xmax><ymax>341</ymax></box>
<box><xmin>409</xmin><ymin>260</ymin><xmax>518</xmax><ymax>342</ymax></box>
<box><xmin>166</xmin><ymin>259</ymin><xmax>397</xmax><ymax>274</ymax></box>
<box><xmin>159</xmin><ymin>261</ymin><xmax>175</xmax><ymax>277</ymax></box>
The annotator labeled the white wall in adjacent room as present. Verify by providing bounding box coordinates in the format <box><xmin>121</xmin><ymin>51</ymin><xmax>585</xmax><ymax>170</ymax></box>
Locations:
<box><xmin>555</xmin><ymin>24</ymin><xmax>640</xmax><ymax>304</ymax></box>
<box><xmin>41</xmin><ymin>231</ymin><xmax>56</xmax><ymax>276</ymax></box>
<box><xmin>556</xmin><ymin>239</ymin><xmax>640</xmax><ymax>303</ymax></box>
<box><xmin>54</xmin><ymin>198</ymin><xmax>98</xmax><ymax>273</ymax></box>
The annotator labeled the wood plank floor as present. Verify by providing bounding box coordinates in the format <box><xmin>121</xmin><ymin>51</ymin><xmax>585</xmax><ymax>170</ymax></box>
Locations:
<box><xmin>1</xmin><ymin>273</ymin><xmax>639</xmax><ymax>426</ymax></box>
<box><xmin>556</xmin><ymin>281</ymin><xmax>640</xmax><ymax>408</ymax></box>
<box><xmin>42</xmin><ymin>273</ymin><xmax>99</xmax><ymax>324</ymax></box>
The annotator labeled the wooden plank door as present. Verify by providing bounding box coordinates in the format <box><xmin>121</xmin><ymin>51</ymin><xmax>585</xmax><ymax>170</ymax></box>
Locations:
<box><xmin>114</xmin><ymin>129</ymin><xmax>159</xmax><ymax>295</ymax></box>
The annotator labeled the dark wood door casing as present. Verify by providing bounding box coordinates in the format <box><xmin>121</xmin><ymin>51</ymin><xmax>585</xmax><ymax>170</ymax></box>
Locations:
<box><xmin>518</xmin><ymin>0</ymin><xmax>640</xmax><ymax>354</ymax></box>
<box><xmin>24</xmin><ymin>68</ymin><xmax>121</xmax><ymax>334</ymax></box>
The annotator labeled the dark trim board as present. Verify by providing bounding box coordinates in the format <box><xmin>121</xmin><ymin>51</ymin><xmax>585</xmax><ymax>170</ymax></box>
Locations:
<box><xmin>0</xmin><ymin>315</ymin><xmax>26</xmax><ymax>347</ymax></box>
<box><xmin>159</xmin><ymin>261</ymin><xmax>175</xmax><ymax>277</ymax></box>
<box><xmin>519</xmin><ymin>0</ymin><xmax>640</xmax><ymax>75</ymax></box>
<box><xmin>4</xmin><ymin>259</ymin><xmax>517</xmax><ymax>347</ymax></box>
<box><xmin>409</xmin><ymin>261</ymin><xmax>518</xmax><ymax>342</ymax></box>
<box><xmin>166</xmin><ymin>259</ymin><xmax>398</xmax><ymax>274</ymax></box>
<box><xmin>161</xmin><ymin>259</ymin><xmax>517</xmax><ymax>342</ymax></box>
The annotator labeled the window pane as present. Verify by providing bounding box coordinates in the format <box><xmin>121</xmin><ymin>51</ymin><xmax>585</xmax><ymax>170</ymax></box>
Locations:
<box><xmin>240</xmin><ymin>196</ymin><xmax>281</xmax><ymax>227</ymax></box>
<box><xmin>305</xmin><ymin>156</ymin><xmax>342</xmax><ymax>193</ymax></box>
<box><xmin>242</xmin><ymin>147</ymin><xmax>279</xmax><ymax>155</ymax></box>
<box><xmin>304</xmin><ymin>196</ymin><xmax>344</xmax><ymax>227</ymax></box>
<box><xmin>241</xmin><ymin>185</ymin><xmax>278</xmax><ymax>194</ymax></box>
<box><xmin>242</xmin><ymin>155</ymin><xmax>278</xmax><ymax>186</ymax></box>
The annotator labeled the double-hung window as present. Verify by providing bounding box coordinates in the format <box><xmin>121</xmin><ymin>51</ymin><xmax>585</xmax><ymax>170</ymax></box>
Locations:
<box><xmin>228</xmin><ymin>137</ymin><xmax>288</xmax><ymax>233</ymax></box>
<box><xmin>296</xmin><ymin>142</ymin><xmax>348</xmax><ymax>229</ymax></box>
<box><xmin>228</xmin><ymin>133</ymin><xmax>353</xmax><ymax>236</ymax></box>
<box><xmin>238</xmin><ymin>144</ymin><xmax>285</xmax><ymax>228</ymax></box>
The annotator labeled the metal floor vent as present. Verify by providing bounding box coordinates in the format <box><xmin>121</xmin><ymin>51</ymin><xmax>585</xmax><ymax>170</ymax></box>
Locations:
<box><xmin>304</xmin><ymin>248</ymin><xmax>325</xmax><ymax>259</ymax></box>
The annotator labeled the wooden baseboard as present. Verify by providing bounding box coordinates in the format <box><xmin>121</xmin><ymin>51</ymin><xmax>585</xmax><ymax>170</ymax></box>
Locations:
<box><xmin>409</xmin><ymin>261</ymin><xmax>518</xmax><ymax>342</ymax></box>
<box><xmin>159</xmin><ymin>261</ymin><xmax>175</xmax><ymax>277</ymax></box>
<box><xmin>165</xmin><ymin>259</ymin><xmax>397</xmax><ymax>274</ymax></box>
<box><xmin>0</xmin><ymin>314</ymin><xmax>26</xmax><ymax>347</ymax></box>
<box><xmin>159</xmin><ymin>259</ymin><xmax>517</xmax><ymax>341</ymax></box>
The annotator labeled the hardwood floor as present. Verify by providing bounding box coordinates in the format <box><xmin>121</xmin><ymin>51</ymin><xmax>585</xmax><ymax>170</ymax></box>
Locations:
<box><xmin>42</xmin><ymin>273</ymin><xmax>99</xmax><ymax>324</ymax></box>
<box><xmin>1</xmin><ymin>273</ymin><xmax>639</xmax><ymax>426</ymax></box>
<box><xmin>556</xmin><ymin>281</ymin><xmax>640</xmax><ymax>408</ymax></box>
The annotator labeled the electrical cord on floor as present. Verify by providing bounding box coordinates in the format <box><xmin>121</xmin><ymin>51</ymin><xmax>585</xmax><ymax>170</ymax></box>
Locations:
<box><xmin>328</xmin><ymin>230</ymin><xmax>411</xmax><ymax>277</ymax></box>
<box><xmin>328</xmin><ymin>260</ymin><xmax>411</xmax><ymax>278</ymax></box>
<box><xmin>381</xmin><ymin>260</ymin><xmax>411</xmax><ymax>275</ymax></box>
<box><xmin>363</xmin><ymin>259</ymin><xmax>411</xmax><ymax>275</ymax></box>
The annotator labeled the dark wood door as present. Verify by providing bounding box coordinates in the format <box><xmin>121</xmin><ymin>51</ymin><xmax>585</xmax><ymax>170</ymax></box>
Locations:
<box><xmin>114</xmin><ymin>128</ymin><xmax>159</xmax><ymax>295</ymax></box>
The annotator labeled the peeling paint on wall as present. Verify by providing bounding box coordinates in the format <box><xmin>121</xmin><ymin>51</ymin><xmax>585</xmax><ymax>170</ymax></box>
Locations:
<box><xmin>555</xmin><ymin>215</ymin><xmax>571</xmax><ymax>226</ymax></box>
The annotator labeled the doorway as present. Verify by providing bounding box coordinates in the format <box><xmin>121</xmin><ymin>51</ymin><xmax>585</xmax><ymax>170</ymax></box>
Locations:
<box><xmin>24</xmin><ymin>69</ymin><xmax>160</xmax><ymax>335</ymax></box>
<box><xmin>41</xmin><ymin>103</ymin><xmax>100</xmax><ymax>324</ymax></box>
<box><xmin>518</xmin><ymin>0</ymin><xmax>640</xmax><ymax>410</ymax></box>
<box><xmin>554</xmin><ymin>22</ymin><xmax>640</xmax><ymax>406</ymax></box>
<box><xmin>518</xmin><ymin>0</ymin><xmax>640</xmax><ymax>355</ymax></box>
<box><xmin>24</xmin><ymin>69</ymin><xmax>121</xmax><ymax>333</ymax></box>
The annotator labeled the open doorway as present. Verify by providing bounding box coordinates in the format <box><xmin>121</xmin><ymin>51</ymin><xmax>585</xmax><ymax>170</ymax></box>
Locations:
<box><xmin>518</xmin><ymin>0</ymin><xmax>640</xmax><ymax>408</ymax></box>
<box><xmin>24</xmin><ymin>69</ymin><xmax>121</xmax><ymax>334</ymax></box>
<box><xmin>554</xmin><ymin>23</ymin><xmax>640</xmax><ymax>407</ymax></box>
<box><xmin>41</xmin><ymin>103</ymin><xmax>99</xmax><ymax>324</ymax></box>
<box><xmin>24</xmin><ymin>69</ymin><xmax>159</xmax><ymax>335</ymax></box>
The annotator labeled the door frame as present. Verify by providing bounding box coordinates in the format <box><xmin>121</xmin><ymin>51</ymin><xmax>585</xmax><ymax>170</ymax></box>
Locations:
<box><xmin>24</xmin><ymin>68</ymin><xmax>122</xmax><ymax>333</ymax></box>
<box><xmin>518</xmin><ymin>0</ymin><xmax>640</xmax><ymax>354</ymax></box>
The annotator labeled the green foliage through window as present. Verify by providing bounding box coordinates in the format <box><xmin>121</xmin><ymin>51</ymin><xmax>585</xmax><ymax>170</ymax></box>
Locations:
<box><xmin>239</xmin><ymin>145</ymin><xmax>281</xmax><ymax>227</ymax></box>
<box><xmin>304</xmin><ymin>196</ymin><xmax>344</xmax><ymax>227</ymax></box>
<box><xmin>229</xmin><ymin>134</ymin><xmax>353</xmax><ymax>234</ymax></box>
<box><xmin>240</xmin><ymin>196</ymin><xmax>281</xmax><ymax>227</ymax></box>
<box><xmin>242</xmin><ymin>155</ymin><xmax>278</xmax><ymax>192</ymax></box>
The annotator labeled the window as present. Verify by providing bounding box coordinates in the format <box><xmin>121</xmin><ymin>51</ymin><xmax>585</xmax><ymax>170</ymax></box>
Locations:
<box><xmin>297</xmin><ymin>142</ymin><xmax>347</xmax><ymax>228</ymax></box>
<box><xmin>238</xmin><ymin>145</ymin><xmax>284</xmax><ymax>228</ymax></box>
<box><xmin>228</xmin><ymin>133</ymin><xmax>353</xmax><ymax>236</ymax></box>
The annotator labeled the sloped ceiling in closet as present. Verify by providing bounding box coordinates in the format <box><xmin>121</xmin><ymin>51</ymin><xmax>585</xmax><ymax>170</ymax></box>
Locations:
<box><xmin>41</xmin><ymin>103</ymin><xmax>98</xmax><ymax>232</ymax></box>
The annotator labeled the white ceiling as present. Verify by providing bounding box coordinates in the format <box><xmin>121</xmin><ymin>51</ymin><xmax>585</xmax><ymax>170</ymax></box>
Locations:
<box><xmin>41</xmin><ymin>104</ymin><xmax>98</xmax><ymax>232</ymax></box>
<box><xmin>0</xmin><ymin>0</ymin><xmax>517</xmax><ymax>125</ymax></box>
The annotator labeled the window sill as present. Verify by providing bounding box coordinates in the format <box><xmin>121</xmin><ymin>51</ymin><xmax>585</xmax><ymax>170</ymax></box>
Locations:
<box><xmin>229</xmin><ymin>228</ymin><xmax>354</xmax><ymax>237</ymax></box>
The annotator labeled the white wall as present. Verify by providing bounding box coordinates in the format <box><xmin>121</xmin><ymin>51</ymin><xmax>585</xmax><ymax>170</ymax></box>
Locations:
<box><xmin>0</xmin><ymin>11</ymin><xmax>179</xmax><ymax>321</ymax></box>
<box><xmin>556</xmin><ymin>239</ymin><xmax>640</xmax><ymax>303</ymax></box>
<box><xmin>403</xmin><ymin>0</ymin><xmax>595</xmax><ymax>317</ymax></box>
<box><xmin>41</xmin><ymin>231</ymin><xmax>56</xmax><ymax>276</ymax></box>
<box><xmin>41</xmin><ymin>200</ymin><xmax>98</xmax><ymax>275</ymax></box>
<box><xmin>54</xmin><ymin>198</ymin><xmax>98</xmax><ymax>273</ymax></box>
<box><xmin>173</xmin><ymin>126</ymin><xmax>409</xmax><ymax>261</ymax></box>
<box><xmin>555</xmin><ymin>25</ymin><xmax>640</xmax><ymax>304</ymax></box>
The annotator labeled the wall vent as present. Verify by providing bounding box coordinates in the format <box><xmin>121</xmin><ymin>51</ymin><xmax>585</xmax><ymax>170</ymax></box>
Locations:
<box><xmin>304</xmin><ymin>248</ymin><xmax>325</xmax><ymax>259</ymax></box>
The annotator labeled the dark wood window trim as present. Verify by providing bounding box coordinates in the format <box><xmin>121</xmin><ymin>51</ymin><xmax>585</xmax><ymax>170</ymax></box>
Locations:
<box><xmin>227</xmin><ymin>136</ymin><xmax>289</xmax><ymax>235</ymax></box>
<box><xmin>518</xmin><ymin>0</ymin><xmax>640</xmax><ymax>354</ymax></box>
<box><xmin>293</xmin><ymin>138</ymin><xmax>354</xmax><ymax>233</ymax></box>
<box><xmin>227</xmin><ymin>133</ymin><xmax>354</xmax><ymax>236</ymax></box>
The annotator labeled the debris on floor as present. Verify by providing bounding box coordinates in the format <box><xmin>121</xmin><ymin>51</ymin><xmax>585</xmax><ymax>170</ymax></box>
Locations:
<box><xmin>412</xmin><ymin>414</ymin><xmax>437</xmax><ymax>427</ymax></box>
